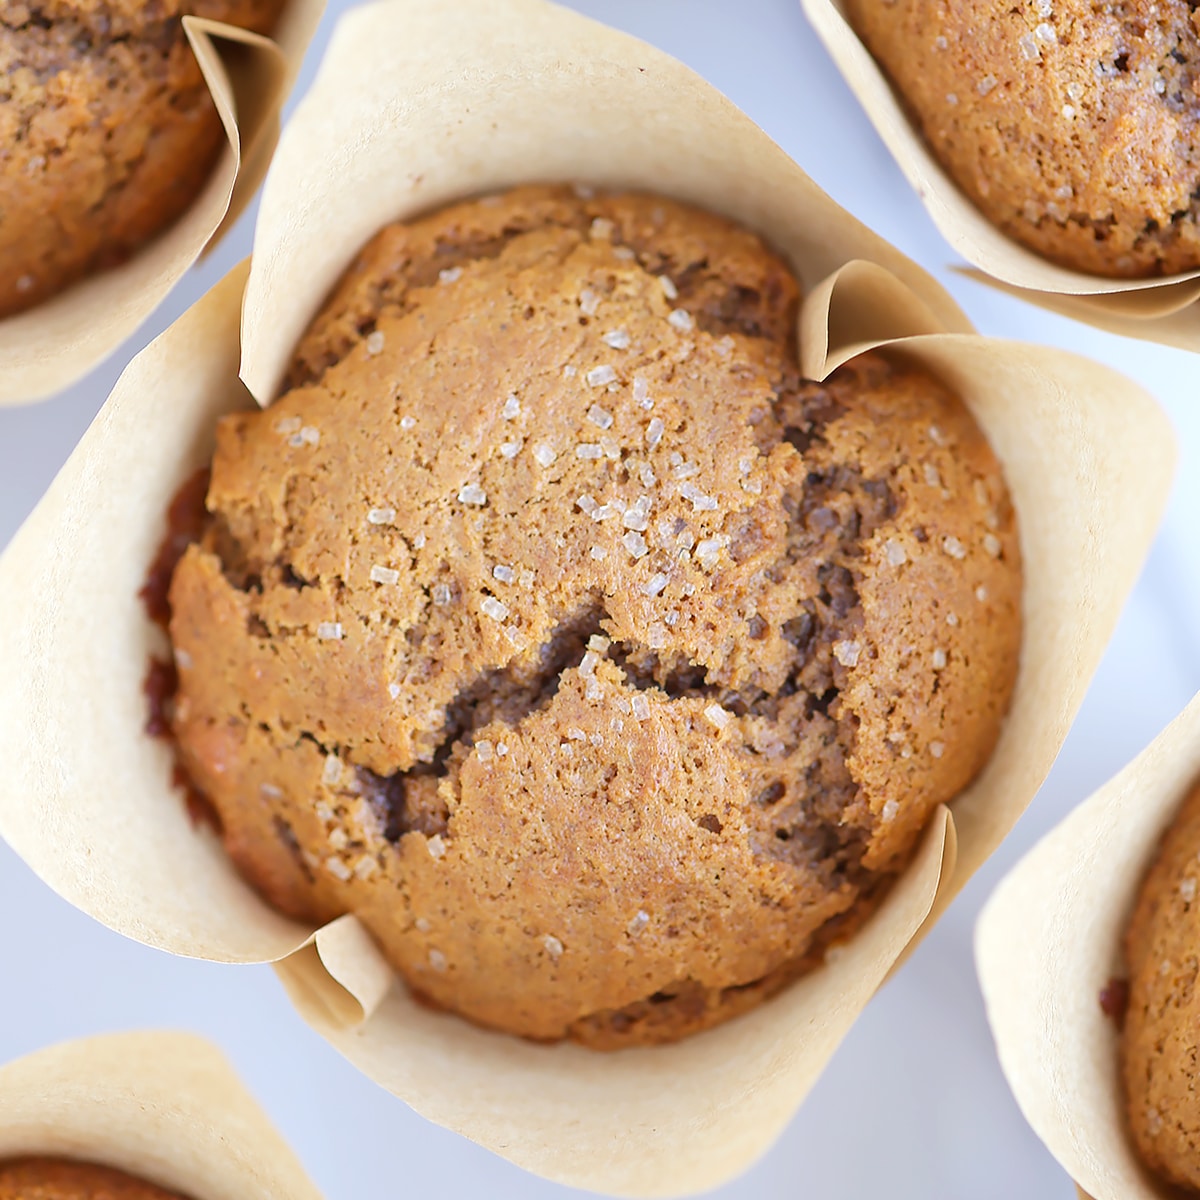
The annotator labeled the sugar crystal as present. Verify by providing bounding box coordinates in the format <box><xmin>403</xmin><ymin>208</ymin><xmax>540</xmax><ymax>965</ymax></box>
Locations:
<box><xmin>704</xmin><ymin>704</ymin><xmax>732</xmax><ymax>729</ymax></box>
<box><xmin>481</xmin><ymin>597</ymin><xmax>509</xmax><ymax>621</ymax></box>
<box><xmin>370</xmin><ymin>564</ymin><xmax>400</xmax><ymax>585</ymax></box>
<box><xmin>833</xmin><ymin>640</ymin><xmax>861</xmax><ymax>667</ymax></box>
<box><xmin>680</xmin><ymin>482</ymin><xmax>718</xmax><ymax>511</ymax></box>
<box><xmin>623</xmin><ymin>531</ymin><xmax>648</xmax><ymax>559</ymax></box>
<box><xmin>586</xmin><ymin>365</ymin><xmax>617</xmax><ymax>387</ymax></box>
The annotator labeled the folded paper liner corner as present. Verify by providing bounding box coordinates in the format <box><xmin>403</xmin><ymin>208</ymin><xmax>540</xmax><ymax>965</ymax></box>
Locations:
<box><xmin>800</xmin><ymin>0</ymin><xmax>1200</xmax><ymax>353</ymax></box>
<box><xmin>978</xmin><ymin>692</ymin><xmax>1200</xmax><ymax>1200</ymax></box>
<box><xmin>0</xmin><ymin>0</ymin><xmax>1176</xmax><ymax>1193</ymax></box>
<box><xmin>0</xmin><ymin>0</ymin><xmax>325</xmax><ymax>408</ymax></box>
<box><xmin>0</xmin><ymin>1031</ymin><xmax>322</xmax><ymax>1200</ymax></box>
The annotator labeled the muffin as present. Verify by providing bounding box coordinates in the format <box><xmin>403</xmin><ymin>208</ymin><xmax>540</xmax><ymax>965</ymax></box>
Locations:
<box><xmin>157</xmin><ymin>185</ymin><xmax>1022</xmax><ymax>1048</ymax></box>
<box><xmin>1122</xmin><ymin>776</ymin><xmax>1200</xmax><ymax>1192</ymax></box>
<box><xmin>842</xmin><ymin>0</ymin><xmax>1200</xmax><ymax>278</ymax></box>
<box><xmin>0</xmin><ymin>1158</ymin><xmax>185</xmax><ymax>1200</ymax></box>
<box><xmin>0</xmin><ymin>0</ymin><xmax>287</xmax><ymax>318</ymax></box>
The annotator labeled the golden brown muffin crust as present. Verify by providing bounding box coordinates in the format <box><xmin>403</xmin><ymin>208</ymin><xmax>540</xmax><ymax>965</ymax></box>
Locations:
<box><xmin>0</xmin><ymin>0</ymin><xmax>285</xmax><ymax>318</ymax></box>
<box><xmin>844</xmin><ymin>0</ymin><xmax>1200</xmax><ymax>278</ymax></box>
<box><xmin>165</xmin><ymin>185</ymin><xmax>1022</xmax><ymax>1047</ymax></box>
<box><xmin>1122</xmin><ymin>776</ymin><xmax>1200</xmax><ymax>1193</ymax></box>
<box><xmin>0</xmin><ymin>1158</ymin><xmax>186</xmax><ymax>1200</ymax></box>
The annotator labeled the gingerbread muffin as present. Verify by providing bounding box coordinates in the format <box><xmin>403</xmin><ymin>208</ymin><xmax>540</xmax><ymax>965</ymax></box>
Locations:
<box><xmin>161</xmin><ymin>185</ymin><xmax>1022</xmax><ymax>1048</ymax></box>
<box><xmin>0</xmin><ymin>0</ymin><xmax>286</xmax><ymax>318</ymax></box>
<box><xmin>0</xmin><ymin>1158</ymin><xmax>185</xmax><ymax>1200</ymax></box>
<box><xmin>1122</xmin><ymin>776</ymin><xmax>1200</xmax><ymax>1192</ymax></box>
<box><xmin>842</xmin><ymin>0</ymin><xmax>1200</xmax><ymax>278</ymax></box>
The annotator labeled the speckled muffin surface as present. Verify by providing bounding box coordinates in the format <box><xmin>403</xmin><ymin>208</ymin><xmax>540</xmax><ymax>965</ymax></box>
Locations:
<box><xmin>0</xmin><ymin>0</ymin><xmax>286</xmax><ymax>318</ymax></box>
<box><xmin>1122</xmin><ymin>777</ymin><xmax>1200</xmax><ymax>1192</ymax></box>
<box><xmin>0</xmin><ymin>1158</ymin><xmax>186</xmax><ymax>1200</ymax></box>
<box><xmin>164</xmin><ymin>185</ymin><xmax>1022</xmax><ymax>1047</ymax></box>
<box><xmin>843</xmin><ymin>0</ymin><xmax>1200</xmax><ymax>278</ymax></box>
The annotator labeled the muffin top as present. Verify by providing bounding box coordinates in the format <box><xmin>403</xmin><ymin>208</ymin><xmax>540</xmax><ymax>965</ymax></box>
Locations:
<box><xmin>0</xmin><ymin>1158</ymin><xmax>185</xmax><ymax>1200</ymax></box>
<box><xmin>844</xmin><ymin>0</ymin><xmax>1200</xmax><ymax>278</ymax></box>
<box><xmin>0</xmin><ymin>0</ymin><xmax>285</xmax><ymax>317</ymax></box>
<box><xmin>2</xmin><ymin>1</ymin><xmax>279</xmax><ymax>32</ymax></box>
<box><xmin>1122</xmin><ymin>776</ymin><xmax>1200</xmax><ymax>1192</ymax></box>
<box><xmin>166</xmin><ymin>186</ymin><xmax>1021</xmax><ymax>1046</ymax></box>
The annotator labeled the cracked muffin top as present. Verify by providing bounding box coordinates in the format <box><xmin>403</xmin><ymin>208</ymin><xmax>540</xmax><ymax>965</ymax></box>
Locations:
<box><xmin>1122</xmin><ymin>776</ymin><xmax>1200</xmax><ymax>1192</ymax></box>
<box><xmin>843</xmin><ymin>0</ymin><xmax>1200</xmax><ymax>278</ymax></box>
<box><xmin>161</xmin><ymin>185</ymin><xmax>1022</xmax><ymax>1047</ymax></box>
<box><xmin>0</xmin><ymin>1158</ymin><xmax>187</xmax><ymax>1200</ymax></box>
<box><xmin>0</xmin><ymin>0</ymin><xmax>286</xmax><ymax>318</ymax></box>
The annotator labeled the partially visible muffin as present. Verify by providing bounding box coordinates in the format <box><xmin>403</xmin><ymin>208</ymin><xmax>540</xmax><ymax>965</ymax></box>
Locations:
<box><xmin>843</xmin><ymin>0</ymin><xmax>1200</xmax><ymax>278</ymax></box>
<box><xmin>0</xmin><ymin>0</ymin><xmax>287</xmax><ymax>318</ymax></box>
<box><xmin>1122</xmin><ymin>777</ymin><xmax>1200</xmax><ymax>1192</ymax></box>
<box><xmin>0</xmin><ymin>1158</ymin><xmax>186</xmax><ymax>1199</ymax></box>
<box><xmin>162</xmin><ymin>185</ymin><xmax>1022</xmax><ymax>1048</ymax></box>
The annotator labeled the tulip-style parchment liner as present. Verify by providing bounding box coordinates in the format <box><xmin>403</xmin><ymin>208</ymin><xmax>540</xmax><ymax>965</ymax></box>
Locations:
<box><xmin>801</xmin><ymin>0</ymin><xmax>1200</xmax><ymax>352</ymax></box>
<box><xmin>0</xmin><ymin>0</ymin><xmax>325</xmax><ymax>407</ymax></box>
<box><xmin>0</xmin><ymin>0</ymin><xmax>1176</xmax><ymax>1193</ymax></box>
<box><xmin>978</xmin><ymin>693</ymin><xmax>1200</xmax><ymax>1200</ymax></box>
<box><xmin>0</xmin><ymin>1031</ymin><xmax>322</xmax><ymax>1200</ymax></box>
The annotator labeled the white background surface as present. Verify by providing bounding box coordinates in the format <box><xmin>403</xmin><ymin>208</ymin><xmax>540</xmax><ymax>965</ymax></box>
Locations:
<box><xmin>1</xmin><ymin>2</ymin><xmax>1197</xmax><ymax>1197</ymax></box>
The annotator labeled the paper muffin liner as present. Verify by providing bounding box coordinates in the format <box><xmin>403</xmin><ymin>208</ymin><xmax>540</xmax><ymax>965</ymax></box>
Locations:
<box><xmin>0</xmin><ymin>1031</ymin><xmax>322</xmax><ymax>1199</ymax></box>
<box><xmin>0</xmin><ymin>0</ymin><xmax>325</xmax><ymax>407</ymax></box>
<box><xmin>800</xmin><ymin>0</ymin><xmax>1200</xmax><ymax>353</ymax></box>
<box><xmin>0</xmin><ymin>0</ymin><xmax>1177</xmax><ymax>1192</ymax></box>
<box><xmin>977</xmin><ymin>692</ymin><xmax>1200</xmax><ymax>1200</ymax></box>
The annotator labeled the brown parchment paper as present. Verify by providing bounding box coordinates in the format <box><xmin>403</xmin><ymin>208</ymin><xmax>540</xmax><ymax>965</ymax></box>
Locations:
<box><xmin>0</xmin><ymin>1031</ymin><xmax>322</xmax><ymax>1200</ymax></box>
<box><xmin>0</xmin><ymin>0</ymin><xmax>1177</xmax><ymax>1193</ymax></box>
<box><xmin>977</xmin><ymin>692</ymin><xmax>1200</xmax><ymax>1200</ymax></box>
<box><xmin>0</xmin><ymin>0</ymin><xmax>325</xmax><ymax>408</ymax></box>
<box><xmin>800</xmin><ymin>0</ymin><xmax>1200</xmax><ymax>352</ymax></box>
